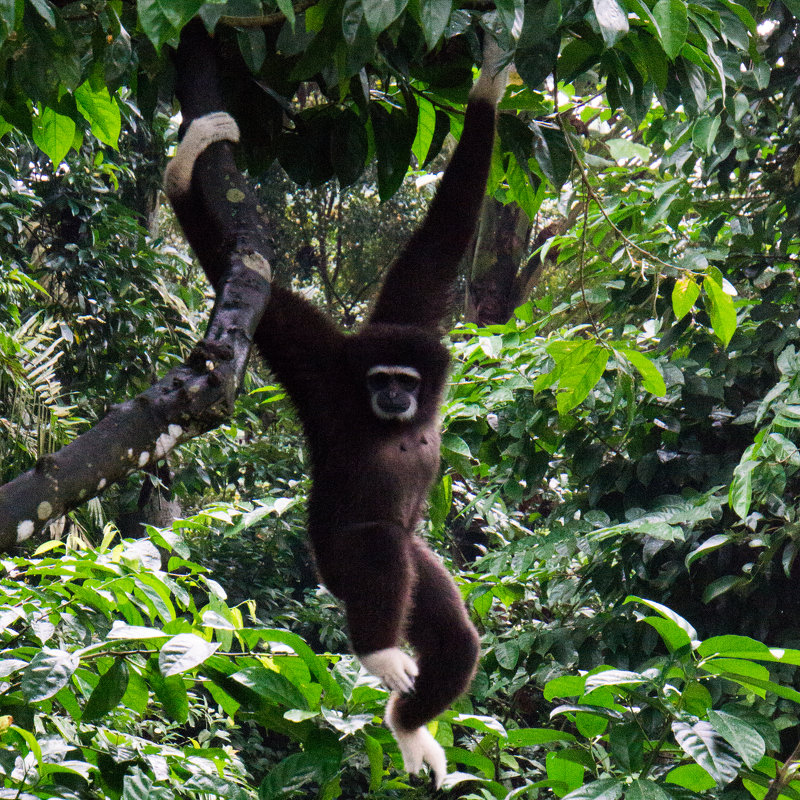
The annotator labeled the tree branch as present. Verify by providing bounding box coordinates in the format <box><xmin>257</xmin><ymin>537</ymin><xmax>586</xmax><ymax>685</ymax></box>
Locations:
<box><xmin>0</xmin><ymin>21</ymin><xmax>274</xmax><ymax>549</ymax></box>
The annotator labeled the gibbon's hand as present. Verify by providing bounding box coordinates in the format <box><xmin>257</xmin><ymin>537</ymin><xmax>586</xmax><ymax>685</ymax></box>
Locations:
<box><xmin>360</xmin><ymin>647</ymin><xmax>419</xmax><ymax>694</ymax></box>
<box><xmin>470</xmin><ymin>35</ymin><xmax>511</xmax><ymax>105</ymax></box>
<box><xmin>164</xmin><ymin>111</ymin><xmax>240</xmax><ymax>199</ymax></box>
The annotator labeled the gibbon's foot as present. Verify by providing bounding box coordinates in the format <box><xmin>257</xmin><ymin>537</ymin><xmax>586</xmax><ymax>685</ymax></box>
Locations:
<box><xmin>164</xmin><ymin>111</ymin><xmax>241</xmax><ymax>199</ymax></box>
<box><xmin>470</xmin><ymin>36</ymin><xmax>510</xmax><ymax>105</ymax></box>
<box><xmin>360</xmin><ymin>647</ymin><xmax>419</xmax><ymax>694</ymax></box>
<box><xmin>386</xmin><ymin>693</ymin><xmax>448</xmax><ymax>788</ymax></box>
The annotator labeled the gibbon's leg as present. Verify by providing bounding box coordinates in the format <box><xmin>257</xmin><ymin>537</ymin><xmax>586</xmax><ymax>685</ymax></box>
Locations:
<box><xmin>163</xmin><ymin>111</ymin><xmax>241</xmax><ymax>200</ymax></box>
<box><xmin>386</xmin><ymin>538</ymin><xmax>480</xmax><ymax>788</ymax></box>
<box><xmin>310</xmin><ymin>523</ymin><xmax>418</xmax><ymax>693</ymax></box>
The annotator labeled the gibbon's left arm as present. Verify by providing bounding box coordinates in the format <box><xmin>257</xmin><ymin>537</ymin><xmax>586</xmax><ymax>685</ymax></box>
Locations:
<box><xmin>369</xmin><ymin>38</ymin><xmax>509</xmax><ymax>331</ymax></box>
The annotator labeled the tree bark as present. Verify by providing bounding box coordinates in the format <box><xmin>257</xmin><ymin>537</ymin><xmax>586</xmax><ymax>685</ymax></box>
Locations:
<box><xmin>0</xmin><ymin>22</ymin><xmax>274</xmax><ymax>549</ymax></box>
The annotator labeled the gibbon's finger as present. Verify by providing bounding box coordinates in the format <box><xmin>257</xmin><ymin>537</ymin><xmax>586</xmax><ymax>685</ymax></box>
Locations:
<box><xmin>361</xmin><ymin>647</ymin><xmax>418</xmax><ymax>694</ymax></box>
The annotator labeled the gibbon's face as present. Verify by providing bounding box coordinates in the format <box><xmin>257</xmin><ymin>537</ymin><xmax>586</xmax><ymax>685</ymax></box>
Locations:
<box><xmin>366</xmin><ymin>365</ymin><xmax>421</xmax><ymax>421</ymax></box>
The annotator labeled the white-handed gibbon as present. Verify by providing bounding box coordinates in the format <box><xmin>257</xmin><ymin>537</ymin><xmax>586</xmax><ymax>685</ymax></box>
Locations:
<box><xmin>165</xmin><ymin>39</ymin><xmax>507</xmax><ymax>786</ymax></box>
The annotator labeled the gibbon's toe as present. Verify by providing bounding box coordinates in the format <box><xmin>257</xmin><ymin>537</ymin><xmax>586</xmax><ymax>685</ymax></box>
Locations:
<box><xmin>360</xmin><ymin>647</ymin><xmax>418</xmax><ymax>694</ymax></box>
<box><xmin>386</xmin><ymin>693</ymin><xmax>448</xmax><ymax>788</ymax></box>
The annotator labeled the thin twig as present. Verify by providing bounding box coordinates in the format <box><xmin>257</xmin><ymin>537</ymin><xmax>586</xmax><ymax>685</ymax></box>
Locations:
<box><xmin>765</xmin><ymin>740</ymin><xmax>800</xmax><ymax>800</ymax></box>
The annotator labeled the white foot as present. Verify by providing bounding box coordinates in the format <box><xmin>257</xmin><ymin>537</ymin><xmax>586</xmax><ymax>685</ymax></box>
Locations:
<box><xmin>360</xmin><ymin>647</ymin><xmax>418</xmax><ymax>694</ymax></box>
<box><xmin>386</xmin><ymin>694</ymin><xmax>448</xmax><ymax>788</ymax></box>
<box><xmin>164</xmin><ymin>111</ymin><xmax>241</xmax><ymax>199</ymax></box>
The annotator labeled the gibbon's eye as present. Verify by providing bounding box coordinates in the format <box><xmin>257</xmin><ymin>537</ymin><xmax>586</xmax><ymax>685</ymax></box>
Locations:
<box><xmin>366</xmin><ymin>371</ymin><xmax>391</xmax><ymax>392</ymax></box>
<box><xmin>396</xmin><ymin>373</ymin><xmax>421</xmax><ymax>393</ymax></box>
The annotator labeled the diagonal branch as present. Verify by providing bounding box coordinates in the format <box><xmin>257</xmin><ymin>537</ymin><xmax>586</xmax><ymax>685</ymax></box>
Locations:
<box><xmin>0</xmin><ymin>22</ymin><xmax>273</xmax><ymax>549</ymax></box>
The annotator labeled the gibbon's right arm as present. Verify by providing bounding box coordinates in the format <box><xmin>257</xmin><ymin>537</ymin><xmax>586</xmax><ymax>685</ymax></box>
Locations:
<box><xmin>164</xmin><ymin>111</ymin><xmax>344</xmax><ymax>417</ymax></box>
<box><xmin>368</xmin><ymin>38</ymin><xmax>509</xmax><ymax>331</ymax></box>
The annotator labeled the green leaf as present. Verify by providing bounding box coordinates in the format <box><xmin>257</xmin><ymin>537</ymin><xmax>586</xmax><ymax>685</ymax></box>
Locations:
<box><xmin>28</xmin><ymin>0</ymin><xmax>55</xmax><ymax>26</ymax></box>
<box><xmin>562</xmin><ymin>778</ymin><xmax>623</xmax><ymax>800</ymax></box>
<box><xmin>546</xmin><ymin>751</ymin><xmax>585</xmax><ymax>797</ymax></box>
<box><xmin>231</xmin><ymin>665</ymin><xmax>309</xmax><ymax>709</ymax></box>
<box><xmin>555</xmin><ymin>343</ymin><xmax>610</xmax><ymax>414</ymax></box>
<box><xmin>672</xmin><ymin>720</ymin><xmax>740</xmax><ymax>786</ymax></box>
<box><xmin>606</xmin><ymin>138</ymin><xmax>651</xmax><ymax>162</ymax></box>
<box><xmin>370</xmin><ymin>101</ymin><xmax>416</xmax><ymax>199</ymax></box>
<box><xmin>276</xmin><ymin>0</ymin><xmax>296</xmax><ymax>29</ymax></box>
<box><xmin>451</xmin><ymin>714</ymin><xmax>507</xmax><ymax>737</ymax></box>
<box><xmin>137</xmin><ymin>0</ymin><xmax>203</xmax><ymax>49</ymax></box>
<box><xmin>495</xmin><ymin>0</ymin><xmax>524</xmax><ymax>39</ymax></box>
<box><xmin>665</xmin><ymin>763</ymin><xmax>716</xmax><ymax>791</ymax></box>
<box><xmin>652</xmin><ymin>0</ymin><xmax>688</xmax><ymax>59</ymax></box>
<box><xmin>593</xmin><ymin>0</ymin><xmax>629</xmax><ymax>47</ymax></box>
<box><xmin>686</xmin><ymin>534</ymin><xmax>730</xmax><ymax>568</ymax></box>
<box><xmin>672</xmin><ymin>276</ymin><xmax>700</xmax><ymax>320</ymax></box>
<box><xmin>418</xmin><ymin>0</ymin><xmax>452</xmax><ymax>47</ymax></box>
<box><xmin>412</xmin><ymin>97</ymin><xmax>436</xmax><ymax>165</ymax></box>
<box><xmin>704</xmin><ymin>274</ymin><xmax>737</xmax><ymax>348</ymax></box>
<box><xmin>626</xmin><ymin>778</ymin><xmax>672</xmax><ymax>800</ymax></box>
<box><xmin>237</xmin><ymin>27</ymin><xmax>267</xmax><ymax>72</ymax></box>
<box><xmin>441</xmin><ymin>433</ymin><xmax>472</xmax><ymax>458</ymax></box>
<box><xmin>699</xmin><ymin>635</ymin><xmax>800</xmax><ymax>666</ymax></box>
<box><xmin>729</xmin><ymin>459</ymin><xmax>756</xmax><ymax>519</ymax></box>
<box><xmin>260</xmin><ymin>750</ymin><xmax>340</xmax><ymax>799</ymax></box>
<box><xmin>545</xmin><ymin>674</ymin><xmax>587</xmax><ymax>700</ymax></box>
<box><xmin>158</xmin><ymin>633</ymin><xmax>219</xmax><ymax>676</ymax></box>
<box><xmin>495</xmin><ymin>640</ymin><xmax>520</xmax><ymax>670</ymax></box>
<box><xmin>149</xmin><ymin>668</ymin><xmax>189</xmax><ymax>723</ymax></box>
<box><xmin>707</xmin><ymin>710</ymin><xmax>766</xmax><ymax>769</ymax></box>
<box><xmin>32</xmin><ymin>106</ymin><xmax>76</xmax><ymax>166</ymax></box>
<box><xmin>702</xmin><ymin>575</ymin><xmax>745</xmax><ymax>604</ymax></box>
<box><xmin>362</xmin><ymin>0</ymin><xmax>408</xmax><ymax>34</ymax></box>
<box><xmin>83</xmin><ymin>659</ymin><xmax>129</xmax><ymax>721</ymax></box>
<box><xmin>616</xmin><ymin>348</ymin><xmax>666</xmax><ymax>396</ymax></box>
<box><xmin>74</xmin><ymin>82</ymin><xmax>121</xmax><ymax>148</ymax></box>
<box><xmin>643</xmin><ymin>617</ymin><xmax>693</xmax><ymax>651</ymax></box>
<box><xmin>693</xmin><ymin>115</ymin><xmax>722</xmax><ymax>155</ymax></box>
<box><xmin>584</xmin><ymin>669</ymin><xmax>647</xmax><ymax>692</ymax></box>
<box><xmin>624</xmin><ymin>596</ymin><xmax>699</xmax><ymax>646</ymax></box>
<box><xmin>22</xmin><ymin>647</ymin><xmax>79</xmax><ymax>702</ymax></box>
<box><xmin>506</xmin><ymin>728</ymin><xmax>577</xmax><ymax>746</ymax></box>
<box><xmin>107</xmin><ymin>622</ymin><xmax>169</xmax><ymax>640</ymax></box>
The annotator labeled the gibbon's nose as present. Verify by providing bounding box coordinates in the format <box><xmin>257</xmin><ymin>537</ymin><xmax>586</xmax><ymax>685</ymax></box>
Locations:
<box><xmin>378</xmin><ymin>393</ymin><xmax>410</xmax><ymax>414</ymax></box>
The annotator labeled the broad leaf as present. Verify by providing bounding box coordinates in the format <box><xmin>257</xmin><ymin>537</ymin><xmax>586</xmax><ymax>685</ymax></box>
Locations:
<box><xmin>593</xmin><ymin>0</ymin><xmax>629</xmax><ymax>47</ymax></box>
<box><xmin>672</xmin><ymin>720</ymin><xmax>740</xmax><ymax>786</ymax></box>
<box><xmin>362</xmin><ymin>0</ymin><xmax>408</xmax><ymax>34</ymax></box>
<box><xmin>158</xmin><ymin>633</ymin><xmax>219</xmax><ymax>676</ymax></box>
<box><xmin>707</xmin><ymin>709</ymin><xmax>766</xmax><ymax>769</ymax></box>
<box><xmin>75</xmin><ymin>82</ymin><xmax>121</xmax><ymax>148</ymax></box>
<box><xmin>83</xmin><ymin>659</ymin><xmax>129</xmax><ymax>721</ymax></box>
<box><xmin>32</xmin><ymin>106</ymin><xmax>76</xmax><ymax>166</ymax></box>
<box><xmin>653</xmin><ymin>0</ymin><xmax>688</xmax><ymax>59</ymax></box>
<box><xmin>703</xmin><ymin>275</ymin><xmax>737</xmax><ymax>347</ymax></box>
<box><xmin>672</xmin><ymin>276</ymin><xmax>700</xmax><ymax>320</ymax></box>
<box><xmin>22</xmin><ymin>648</ymin><xmax>79</xmax><ymax>702</ymax></box>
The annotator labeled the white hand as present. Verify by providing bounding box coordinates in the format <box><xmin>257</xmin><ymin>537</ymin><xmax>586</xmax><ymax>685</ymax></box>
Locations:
<box><xmin>360</xmin><ymin>647</ymin><xmax>419</xmax><ymax>694</ymax></box>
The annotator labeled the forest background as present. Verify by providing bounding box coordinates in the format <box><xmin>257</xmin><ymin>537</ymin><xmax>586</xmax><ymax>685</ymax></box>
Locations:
<box><xmin>2</xmin><ymin>1</ymin><xmax>800</xmax><ymax>799</ymax></box>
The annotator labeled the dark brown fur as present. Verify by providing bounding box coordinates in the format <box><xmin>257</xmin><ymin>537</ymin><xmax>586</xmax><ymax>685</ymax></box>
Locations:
<box><xmin>173</xmin><ymin>97</ymin><xmax>498</xmax><ymax>732</ymax></box>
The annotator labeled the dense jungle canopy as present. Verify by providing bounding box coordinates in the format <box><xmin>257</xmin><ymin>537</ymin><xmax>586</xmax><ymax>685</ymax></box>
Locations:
<box><xmin>3</xmin><ymin>0</ymin><xmax>800</xmax><ymax>798</ymax></box>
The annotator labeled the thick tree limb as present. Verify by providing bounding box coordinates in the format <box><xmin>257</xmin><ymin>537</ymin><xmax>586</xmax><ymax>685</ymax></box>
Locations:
<box><xmin>0</xmin><ymin>22</ymin><xmax>273</xmax><ymax>550</ymax></box>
